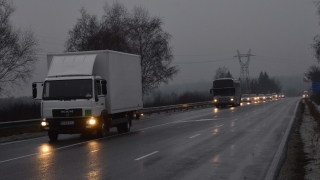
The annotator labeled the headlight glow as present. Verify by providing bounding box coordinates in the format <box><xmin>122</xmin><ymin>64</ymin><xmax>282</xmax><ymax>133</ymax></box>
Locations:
<box><xmin>88</xmin><ymin>118</ymin><xmax>96</xmax><ymax>125</ymax></box>
<box><xmin>230</xmin><ymin>98</ymin><xmax>234</xmax><ymax>101</ymax></box>
<box><xmin>41</xmin><ymin>122</ymin><xmax>47</xmax><ymax>126</ymax></box>
<box><xmin>214</xmin><ymin>99</ymin><xmax>217</xmax><ymax>102</ymax></box>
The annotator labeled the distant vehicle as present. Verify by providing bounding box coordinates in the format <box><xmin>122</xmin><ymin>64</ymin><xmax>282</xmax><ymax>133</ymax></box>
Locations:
<box><xmin>272</xmin><ymin>93</ymin><xmax>278</xmax><ymax>100</ymax></box>
<box><xmin>278</xmin><ymin>93</ymin><xmax>285</xmax><ymax>98</ymax></box>
<box><xmin>266</xmin><ymin>94</ymin><xmax>272</xmax><ymax>100</ymax></box>
<box><xmin>250</xmin><ymin>94</ymin><xmax>258</xmax><ymax>102</ymax></box>
<box><xmin>258</xmin><ymin>94</ymin><xmax>266</xmax><ymax>101</ymax></box>
<box><xmin>33</xmin><ymin>50</ymin><xmax>143</xmax><ymax>141</ymax></box>
<box><xmin>210</xmin><ymin>78</ymin><xmax>241</xmax><ymax>108</ymax></box>
<box><xmin>302</xmin><ymin>91</ymin><xmax>309</xmax><ymax>98</ymax></box>
<box><xmin>241</xmin><ymin>94</ymin><xmax>251</xmax><ymax>103</ymax></box>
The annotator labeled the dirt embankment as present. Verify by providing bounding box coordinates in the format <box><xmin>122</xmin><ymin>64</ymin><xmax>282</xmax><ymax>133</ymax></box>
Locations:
<box><xmin>278</xmin><ymin>99</ymin><xmax>320</xmax><ymax>180</ymax></box>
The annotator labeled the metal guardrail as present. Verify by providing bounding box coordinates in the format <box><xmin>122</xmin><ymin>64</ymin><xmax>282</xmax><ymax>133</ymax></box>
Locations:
<box><xmin>0</xmin><ymin>101</ymin><xmax>214</xmax><ymax>137</ymax></box>
<box><xmin>138</xmin><ymin>101</ymin><xmax>214</xmax><ymax>115</ymax></box>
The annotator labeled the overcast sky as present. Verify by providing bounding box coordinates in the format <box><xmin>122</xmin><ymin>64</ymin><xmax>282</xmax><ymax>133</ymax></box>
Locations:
<box><xmin>8</xmin><ymin>0</ymin><xmax>320</xmax><ymax>96</ymax></box>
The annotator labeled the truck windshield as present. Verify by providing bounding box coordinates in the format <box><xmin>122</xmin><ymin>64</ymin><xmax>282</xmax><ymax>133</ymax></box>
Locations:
<box><xmin>43</xmin><ymin>79</ymin><xmax>92</xmax><ymax>100</ymax></box>
<box><xmin>213</xmin><ymin>88</ymin><xmax>235</xmax><ymax>96</ymax></box>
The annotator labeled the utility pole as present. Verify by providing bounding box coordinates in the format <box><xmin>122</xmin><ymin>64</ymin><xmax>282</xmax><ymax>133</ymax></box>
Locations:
<box><xmin>234</xmin><ymin>49</ymin><xmax>255</xmax><ymax>94</ymax></box>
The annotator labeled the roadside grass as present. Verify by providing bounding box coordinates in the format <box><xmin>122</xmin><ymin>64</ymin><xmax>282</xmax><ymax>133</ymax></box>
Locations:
<box><xmin>0</xmin><ymin>101</ymin><xmax>41</xmax><ymax>122</ymax></box>
<box><xmin>277</xmin><ymin>100</ymin><xmax>310</xmax><ymax>180</ymax></box>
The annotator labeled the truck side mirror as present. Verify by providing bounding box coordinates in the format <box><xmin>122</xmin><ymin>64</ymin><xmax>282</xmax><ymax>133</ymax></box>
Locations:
<box><xmin>32</xmin><ymin>83</ymin><xmax>37</xmax><ymax>99</ymax></box>
<box><xmin>210</xmin><ymin>89</ymin><xmax>213</xmax><ymax>94</ymax></box>
<box><xmin>101</xmin><ymin>80</ymin><xmax>107</xmax><ymax>95</ymax></box>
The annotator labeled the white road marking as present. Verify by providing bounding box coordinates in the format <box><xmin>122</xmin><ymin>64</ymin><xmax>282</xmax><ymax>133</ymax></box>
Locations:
<box><xmin>177</xmin><ymin>125</ymin><xmax>188</xmax><ymax>128</ymax></box>
<box><xmin>0</xmin><ymin>112</ymin><xmax>216</xmax><ymax>163</ymax></box>
<box><xmin>0</xmin><ymin>136</ymin><xmax>46</xmax><ymax>146</ymax></box>
<box><xmin>233</xmin><ymin>118</ymin><xmax>239</xmax><ymax>121</ymax></box>
<box><xmin>176</xmin><ymin>118</ymin><xmax>224</xmax><ymax>123</ymax></box>
<box><xmin>195</xmin><ymin>119</ymin><xmax>222</xmax><ymax>122</ymax></box>
<box><xmin>135</xmin><ymin>151</ymin><xmax>159</xmax><ymax>161</ymax></box>
<box><xmin>0</xmin><ymin>153</ymin><xmax>38</xmax><ymax>163</ymax></box>
<box><xmin>189</xmin><ymin>134</ymin><xmax>201</xmax><ymax>139</ymax></box>
<box><xmin>245</xmin><ymin>114</ymin><xmax>249</xmax><ymax>116</ymax></box>
<box><xmin>216</xmin><ymin>124</ymin><xmax>224</xmax><ymax>128</ymax></box>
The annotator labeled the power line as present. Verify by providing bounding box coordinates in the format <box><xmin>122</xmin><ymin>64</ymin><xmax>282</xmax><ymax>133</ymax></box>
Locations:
<box><xmin>172</xmin><ymin>58</ymin><xmax>233</xmax><ymax>64</ymax></box>
<box><xmin>173</xmin><ymin>52</ymin><xmax>233</xmax><ymax>57</ymax></box>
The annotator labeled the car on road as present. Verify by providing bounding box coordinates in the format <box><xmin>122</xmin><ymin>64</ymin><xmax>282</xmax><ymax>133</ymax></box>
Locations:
<box><xmin>258</xmin><ymin>94</ymin><xmax>266</xmax><ymax>101</ymax></box>
<box><xmin>272</xmin><ymin>93</ymin><xmax>278</xmax><ymax>100</ymax></box>
<box><xmin>278</xmin><ymin>93</ymin><xmax>285</xmax><ymax>98</ymax></box>
<box><xmin>250</xmin><ymin>94</ymin><xmax>258</xmax><ymax>102</ymax></box>
<box><xmin>302</xmin><ymin>91</ymin><xmax>309</xmax><ymax>98</ymax></box>
<box><xmin>241</xmin><ymin>94</ymin><xmax>251</xmax><ymax>103</ymax></box>
<box><xmin>266</xmin><ymin>94</ymin><xmax>272</xmax><ymax>100</ymax></box>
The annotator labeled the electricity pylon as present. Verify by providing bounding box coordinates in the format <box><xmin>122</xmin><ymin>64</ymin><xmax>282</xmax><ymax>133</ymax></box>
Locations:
<box><xmin>234</xmin><ymin>49</ymin><xmax>255</xmax><ymax>93</ymax></box>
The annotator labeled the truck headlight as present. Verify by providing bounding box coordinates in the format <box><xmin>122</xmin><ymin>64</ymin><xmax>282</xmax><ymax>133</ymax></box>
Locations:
<box><xmin>41</xmin><ymin>122</ymin><xmax>48</xmax><ymax>126</ymax></box>
<box><xmin>214</xmin><ymin>99</ymin><xmax>217</xmax><ymax>102</ymax></box>
<box><xmin>230</xmin><ymin>98</ymin><xmax>234</xmax><ymax>101</ymax></box>
<box><xmin>87</xmin><ymin>118</ymin><xmax>96</xmax><ymax>125</ymax></box>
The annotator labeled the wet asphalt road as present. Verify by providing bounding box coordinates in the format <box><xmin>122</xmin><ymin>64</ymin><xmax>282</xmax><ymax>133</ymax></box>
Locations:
<box><xmin>0</xmin><ymin>97</ymin><xmax>300</xmax><ymax>180</ymax></box>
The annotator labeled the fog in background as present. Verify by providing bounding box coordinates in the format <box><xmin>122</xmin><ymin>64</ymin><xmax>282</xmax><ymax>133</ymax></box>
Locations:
<box><xmin>5</xmin><ymin>0</ymin><xmax>319</xmax><ymax>97</ymax></box>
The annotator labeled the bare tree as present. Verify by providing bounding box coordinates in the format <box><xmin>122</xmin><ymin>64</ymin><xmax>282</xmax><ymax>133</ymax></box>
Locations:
<box><xmin>101</xmin><ymin>2</ymin><xmax>131</xmax><ymax>52</ymax></box>
<box><xmin>128</xmin><ymin>6</ymin><xmax>178</xmax><ymax>93</ymax></box>
<box><xmin>312</xmin><ymin>1</ymin><xmax>320</xmax><ymax>63</ymax></box>
<box><xmin>305</xmin><ymin>65</ymin><xmax>320</xmax><ymax>82</ymax></box>
<box><xmin>65</xmin><ymin>3</ymin><xmax>178</xmax><ymax>94</ymax></box>
<box><xmin>65</xmin><ymin>8</ymin><xmax>100</xmax><ymax>52</ymax></box>
<box><xmin>0</xmin><ymin>0</ymin><xmax>39</xmax><ymax>96</ymax></box>
<box><xmin>214</xmin><ymin>67</ymin><xmax>233</xmax><ymax>79</ymax></box>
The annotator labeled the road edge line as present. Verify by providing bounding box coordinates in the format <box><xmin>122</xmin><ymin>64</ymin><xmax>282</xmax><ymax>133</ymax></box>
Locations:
<box><xmin>264</xmin><ymin>98</ymin><xmax>301</xmax><ymax>180</ymax></box>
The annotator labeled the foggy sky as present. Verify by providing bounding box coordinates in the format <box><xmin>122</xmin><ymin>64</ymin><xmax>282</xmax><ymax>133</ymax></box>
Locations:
<box><xmin>7</xmin><ymin>0</ymin><xmax>320</xmax><ymax>96</ymax></box>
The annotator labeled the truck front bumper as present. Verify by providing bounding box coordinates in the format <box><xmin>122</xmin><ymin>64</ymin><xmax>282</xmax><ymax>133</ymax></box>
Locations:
<box><xmin>40</xmin><ymin>117</ymin><xmax>100</xmax><ymax>134</ymax></box>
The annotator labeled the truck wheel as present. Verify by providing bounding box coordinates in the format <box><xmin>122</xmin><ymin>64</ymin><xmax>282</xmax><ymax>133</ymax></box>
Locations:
<box><xmin>48</xmin><ymin>131</ymin><xmax>58</xmax><ymax>141</ymax></box>
<box><xmin>122</xmin><ymin>120</ymin><xmax>131</xmax><ymax>133</ymax></box>
<box><xmin>117</xmin><ymin>120</ymin><xmax>131</xmax><ymax>133</ymax></box>
<box><xmin>97</xmin><ymin>121</ymin><xmax>106</xmax><ymax>138</ymax></box>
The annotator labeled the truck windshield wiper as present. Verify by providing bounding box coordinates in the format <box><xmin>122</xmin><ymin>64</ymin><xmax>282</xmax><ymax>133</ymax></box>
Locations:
<box><xmin>54</xmin><ymin>96</ymin><xmax>72</xmax><ymax>100</ymax></box>
<box><xmin>69</xmin><ymin>96</ymin><xmax>91</xmax><ymax>100</ymax></box>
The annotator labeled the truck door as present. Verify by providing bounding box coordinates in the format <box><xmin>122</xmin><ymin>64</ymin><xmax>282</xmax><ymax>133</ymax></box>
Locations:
<box><xmin>94</xmin><ymin>80</ymin><xmax>106</xmax><ymax>115</ymax></box>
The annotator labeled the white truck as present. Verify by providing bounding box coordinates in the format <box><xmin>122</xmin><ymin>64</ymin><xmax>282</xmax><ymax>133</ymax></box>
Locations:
<box><xmin>32</xmin><ymin>50</ymin><xmax>143</xmax><ymax>140</ymax></box>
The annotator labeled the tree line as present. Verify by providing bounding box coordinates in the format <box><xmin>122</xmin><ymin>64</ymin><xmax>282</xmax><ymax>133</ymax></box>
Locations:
<box><xmin>250</xmin><ymin>72</ymin><xmax>281</xmax><ymax>94</ymax></box>
<box><xmin>213</xmin><ymin>67</ymin><xmax>282</xmax><ymax>94</ymax></box>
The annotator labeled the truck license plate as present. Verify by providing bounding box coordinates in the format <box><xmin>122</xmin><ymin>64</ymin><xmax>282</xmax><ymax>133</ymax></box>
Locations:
<box><xmin>61</xmin><ymin>121</ymin><xmax>74</xmax><ymax>125</ymax></box>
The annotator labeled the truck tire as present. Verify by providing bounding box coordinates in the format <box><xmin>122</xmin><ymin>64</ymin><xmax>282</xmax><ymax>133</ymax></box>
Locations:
<box><xmin>96</xmin><ymin>121</ymin><xmax>106</xmax><ymax>138</ymax></box>
<box><xmin>116</xmin><ymin>122</ymin><xmax>130</xmax><ymax>133</ymax></box>
<box><xmin>117</xmin><ymin>113</ymin><xmax>132</xmax><ymax>133</ymax></box>
<box><xmin>122</xmin><ymin>120</ymin><xmax>131</xmax><ymax>133</ymax></box>
<box><xmin>48</xmin><ymin>131</ymin><xmax>58</xmax><ymax>141</ymax></box>
<box><xmin>117</xmin><ymin>125</ymin><xmax>124</xmax><ymax>133</ymax></box>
